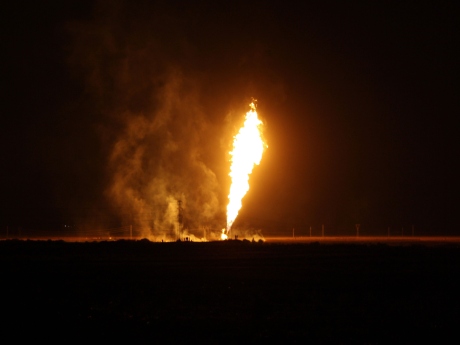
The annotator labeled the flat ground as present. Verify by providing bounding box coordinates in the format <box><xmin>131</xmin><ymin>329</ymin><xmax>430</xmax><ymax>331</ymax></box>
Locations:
<box><xmin>1</xmin><ymin>239</ymin><xmax>459</xmax><ymax>343</ymax></box>
<box><xmin>265</xmin><ymin>236</ymin><xmax>460</xmax><ymax>244</ymax></box>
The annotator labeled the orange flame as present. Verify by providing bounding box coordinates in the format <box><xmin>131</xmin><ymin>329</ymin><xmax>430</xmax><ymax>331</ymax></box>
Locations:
<box><xmin>226</xmin><ymin>101</ymin><xmax>266</xmax><ymax>235</ymax></box>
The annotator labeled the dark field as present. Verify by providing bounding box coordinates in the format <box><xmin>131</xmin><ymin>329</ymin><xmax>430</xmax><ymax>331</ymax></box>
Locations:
<box><xmin>1</xmin><ymin>239</ymin><xmax>460</xmax><ymax>343</ymax></box>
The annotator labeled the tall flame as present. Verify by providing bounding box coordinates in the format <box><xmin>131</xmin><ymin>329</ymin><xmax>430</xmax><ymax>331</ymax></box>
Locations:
<box><xmin>225</xmin><ymin>101</ymin><xmax>266</xmax><ymax>236</ymax></box>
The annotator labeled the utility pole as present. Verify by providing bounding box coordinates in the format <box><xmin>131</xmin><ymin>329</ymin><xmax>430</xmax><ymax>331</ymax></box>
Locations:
<box><xmin>309</xmin><ymin>226</ymin><xmax>312</xmax><ymax>237</ymax></box>
<box><xmin>322</xmin><ymin>224</ymin><xmax>324</xmax><ymax>237</ymax></box>
<box><xmin>355</xmin><ymin>224</ymin><xmax>360</xmax><ymax>237</ymax></box>
<box><xmin>292</xmin><ymin>228</ymin><xmax>295</xmax><ymax>238</ymax></box>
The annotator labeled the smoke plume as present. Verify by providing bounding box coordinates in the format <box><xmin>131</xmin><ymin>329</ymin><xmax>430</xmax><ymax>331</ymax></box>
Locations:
<box><xmin>67</xmin><ymin>1</ymin><xmax>231</xmax><ymax>239</ymax></box>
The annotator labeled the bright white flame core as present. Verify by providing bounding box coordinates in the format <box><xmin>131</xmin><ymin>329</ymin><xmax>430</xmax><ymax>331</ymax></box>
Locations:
<box><xmin>226</xmin><ymin>102</ymin><xmax>265</xmax><ymax>233</ymax></box>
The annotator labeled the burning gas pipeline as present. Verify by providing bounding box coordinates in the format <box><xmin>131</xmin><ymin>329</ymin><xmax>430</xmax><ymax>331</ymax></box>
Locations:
<box><xmin>222</xmin><ymin>101</ymin><xmax>266</xmax><ymax>240</ymax></box>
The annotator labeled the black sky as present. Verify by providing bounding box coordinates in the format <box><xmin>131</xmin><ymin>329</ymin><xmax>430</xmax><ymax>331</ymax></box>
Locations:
<box><xmin>1</xmin><ymin>0</ymin><xmax>458</xmax><ymax>235</ymax></box>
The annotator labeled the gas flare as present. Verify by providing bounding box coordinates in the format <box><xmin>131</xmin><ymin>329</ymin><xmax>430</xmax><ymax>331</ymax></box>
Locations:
<box><xmin>225</xmin><ymin>101</ymin><xmax>266</xmax><ymax>237</ymax></box>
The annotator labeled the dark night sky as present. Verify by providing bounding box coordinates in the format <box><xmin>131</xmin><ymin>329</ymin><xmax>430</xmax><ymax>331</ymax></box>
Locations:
<box><xmin>1</xmin><ymin>1</ymin><xmax>458</xmax><ymax>235</ymax></box>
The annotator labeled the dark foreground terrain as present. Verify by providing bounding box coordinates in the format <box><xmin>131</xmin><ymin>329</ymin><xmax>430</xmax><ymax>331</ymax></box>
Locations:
<box><xmin>1</xmin><ymin>239</ymin><xmax>459</xmax><ymax>343</ymax></box>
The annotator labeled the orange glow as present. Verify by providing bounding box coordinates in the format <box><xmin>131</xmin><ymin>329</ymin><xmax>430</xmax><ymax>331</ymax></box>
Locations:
<box><xmin>225</xmin><ymin>101</ymin><xmax>266</xmax><ymax>236</ymax></box>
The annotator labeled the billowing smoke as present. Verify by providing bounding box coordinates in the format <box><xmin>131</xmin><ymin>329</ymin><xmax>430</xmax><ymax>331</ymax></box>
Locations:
<box><xmin>67</xmin><ymin>1</ymin><xmax>233</xmax><ymax>239</ymax></box>
<box><xmin>108</xmin><ymin>72</ymin><xmax>222</xmax><ymax>239</ymax></box>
